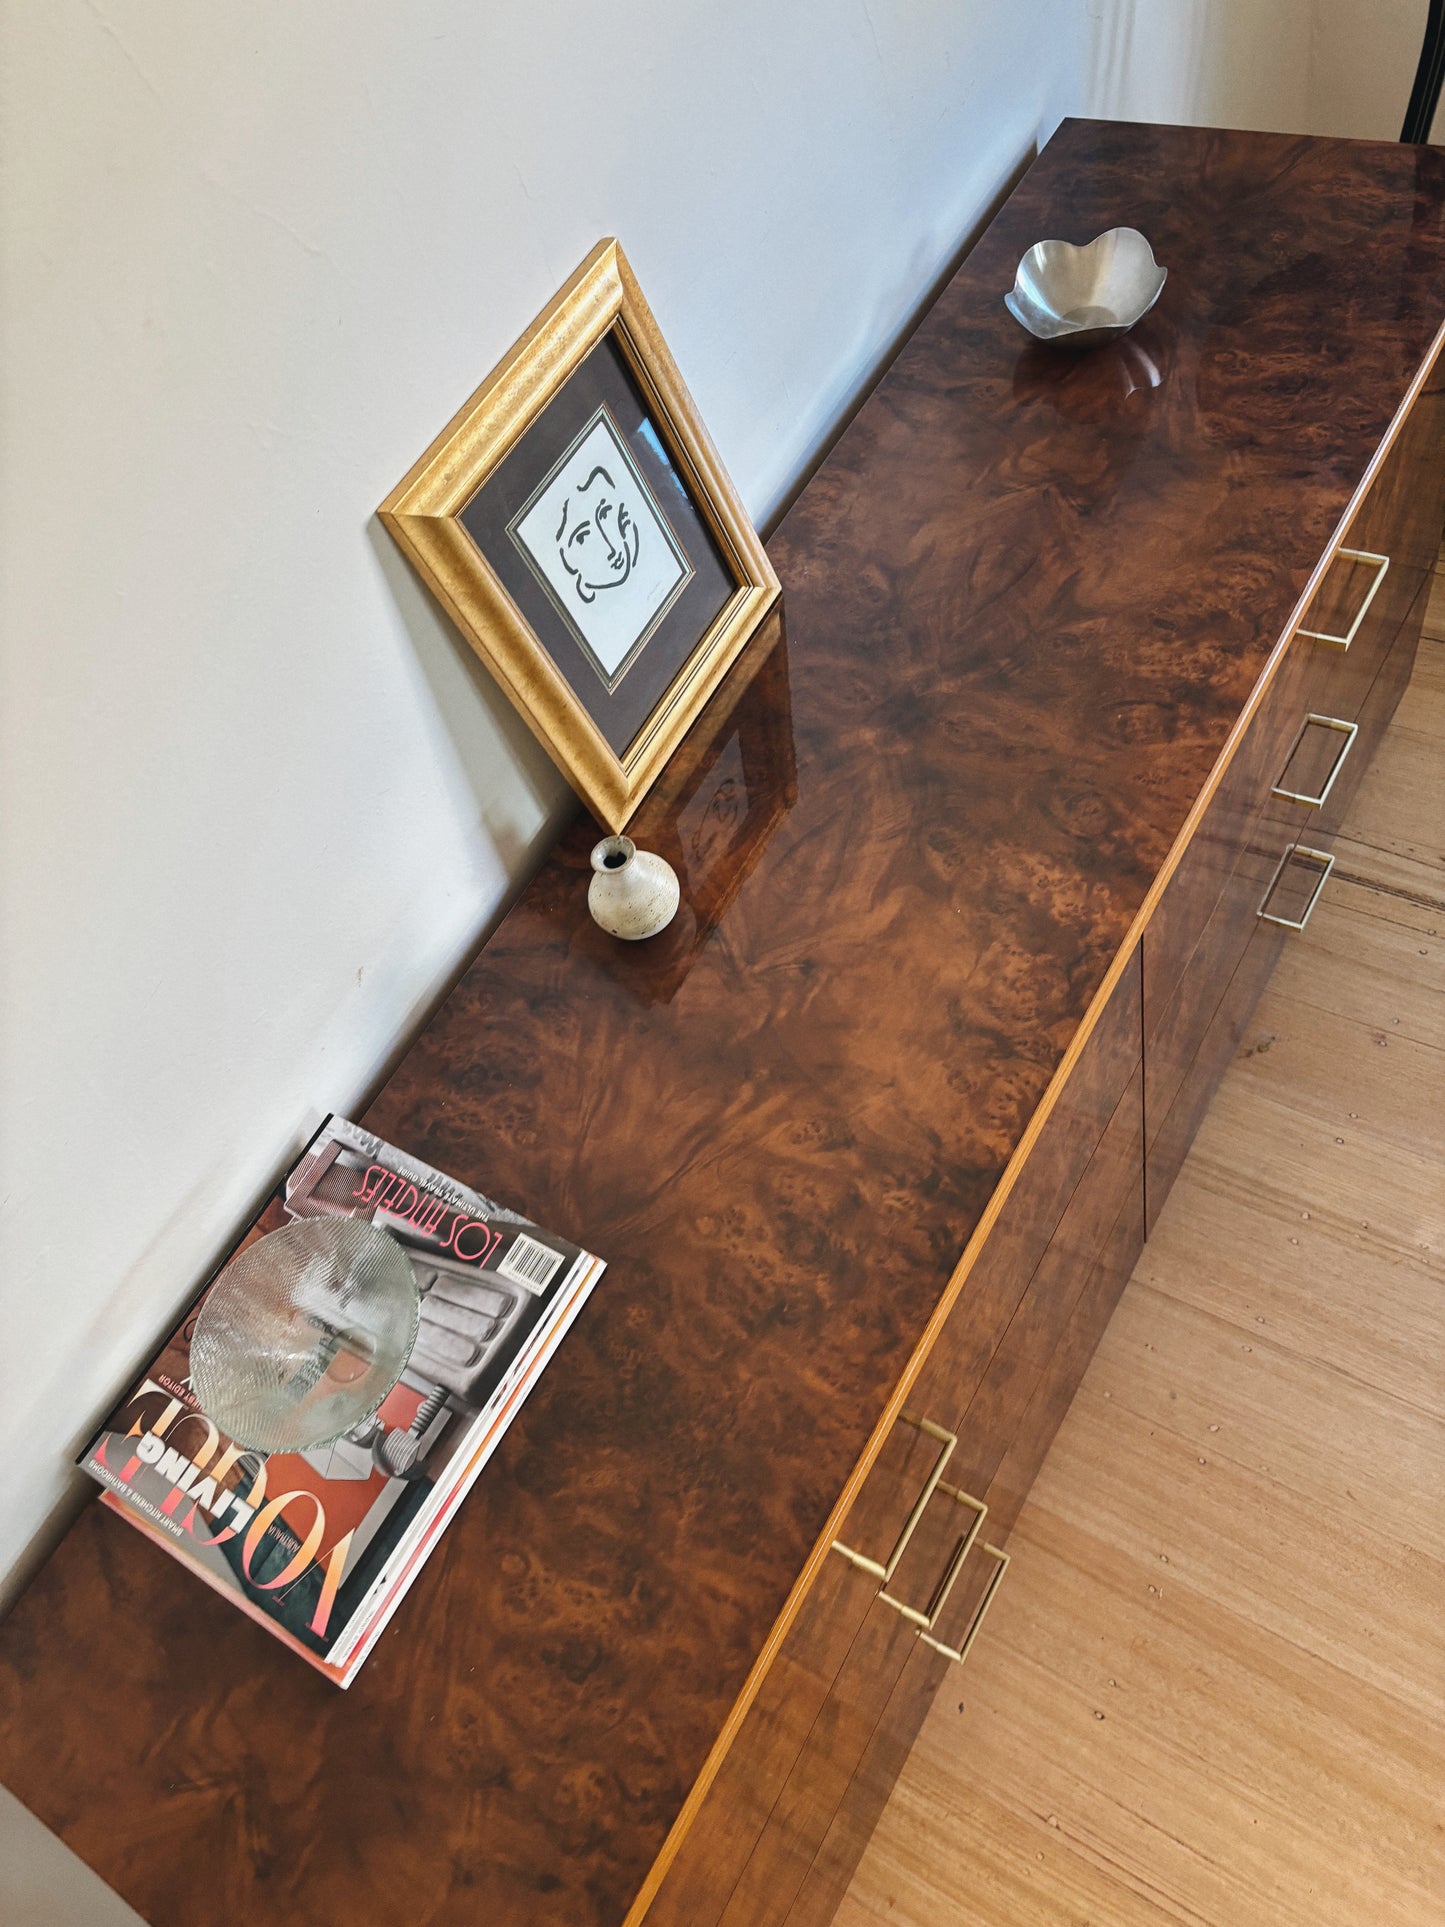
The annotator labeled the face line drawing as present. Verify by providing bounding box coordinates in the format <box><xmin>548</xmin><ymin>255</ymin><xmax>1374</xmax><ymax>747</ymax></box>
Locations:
<box><xmin>555</xmin><ymin>463</ymin><xmax>641</xmax><ymax>604</ymax></box>
<box><xmin>504</xmin><ymin>402</ymin><xmax>696</xmax><ymax>696</ymax></box>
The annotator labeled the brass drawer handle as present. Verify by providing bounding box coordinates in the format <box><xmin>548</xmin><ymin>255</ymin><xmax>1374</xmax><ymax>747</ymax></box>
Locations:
<box><xmin>1298</xmin><ymin>547</ymin><xmax>1389</xmax><ymax>651</ymax></box>
<box><xmin>918</xmin><ymin>1541</ymin><xmax>1009</xmax><ymax>1667</ymax></box>
<box><xmin>1270</xmin><ymin>713</ymin><xmax>1359</xmax><ymax>809</ymax></box>
<box><xmin>1257</xmin><ymin>843</ymin><xmax>1335</xmax><ymax>930</ymax></box>
<box><xmin>832</xmin><ymin>1413</ymin><xmax>1009</xmax><ymax>1669</ymax></box>
<box><xmin>879</xmin><ymin>1479</ymin><xmax>988</xmax><ymax>1631</ymax></box>
<box><xmin>831</xmin><ymin>1410</ymin><xmax>956</xmax><ymax>1583</ymax></box>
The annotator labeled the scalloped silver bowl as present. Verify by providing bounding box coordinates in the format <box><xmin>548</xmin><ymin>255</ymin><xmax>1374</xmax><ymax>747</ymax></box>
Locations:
<box><xmin>1005</xmin><ymin>227</ymin><xmax>1166</xmax><ymax>349</ymax></box>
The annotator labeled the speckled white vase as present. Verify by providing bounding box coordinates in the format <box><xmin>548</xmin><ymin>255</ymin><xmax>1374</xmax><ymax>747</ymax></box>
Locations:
<box><xmin>587</xmin><ymin>835</ymin><xmax>680</xmax><ymax>940</ymax></box>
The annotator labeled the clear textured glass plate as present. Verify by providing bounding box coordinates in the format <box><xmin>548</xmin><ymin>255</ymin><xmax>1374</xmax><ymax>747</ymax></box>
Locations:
<box><xmin>190</xmin><ymin>1217</ymin><xmax>420</xmax><ymax>1453</ymax></box>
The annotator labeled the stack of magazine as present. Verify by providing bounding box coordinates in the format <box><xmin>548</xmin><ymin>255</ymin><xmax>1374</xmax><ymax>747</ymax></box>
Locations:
<box><xmin>80</xmin><ymin>1116</ymin><xmax>604</xmax><ymax>1686</ymax></box>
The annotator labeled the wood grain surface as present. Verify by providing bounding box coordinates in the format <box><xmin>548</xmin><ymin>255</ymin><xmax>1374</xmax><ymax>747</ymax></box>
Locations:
<box><xmin>1146</xmin><ymin>448</ymin><xmax>1442</xmax><ymax>1232</ymax></box>
<box><xmin>649</xmin><ymin>950</ymin><xmax>1143</xmax><ymax>1927</ymax></box>
<box><xmin>2</xmin><ymin>123</ymin><xmax>1444</xmax><ymax>1927</ymax></box>
<box><xmin>838</xmin><ymin>611</ymin><xmax>1445</xmax><ymax>1927</ymax></box>
<box><xmin>790</xmin><ymin>1057</ymin><xmax>1148</xmax><ymax>1927</ymax></box>
<box><xmin>1140</xmin><ymin>351</ymin><xmax>1445</xmax><ymax>1063</ymax></box>
<box><xmin>646</xmin><ymin>945</ymin><xmax>1142</xmax><ymax>1927</ymax></box>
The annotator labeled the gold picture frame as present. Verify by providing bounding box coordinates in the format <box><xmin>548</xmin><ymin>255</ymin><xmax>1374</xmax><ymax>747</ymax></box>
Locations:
<box><xmin>379</xmin><ymin>240</ymin><xmax>781</xmax><ymax>832</ymax></box>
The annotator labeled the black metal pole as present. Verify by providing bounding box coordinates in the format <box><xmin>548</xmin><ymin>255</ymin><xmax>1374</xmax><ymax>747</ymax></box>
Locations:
<box><xmin>1401</xmin><ymin>0</ymin><xmax>1445</xmax><ymax>142</ymax></box>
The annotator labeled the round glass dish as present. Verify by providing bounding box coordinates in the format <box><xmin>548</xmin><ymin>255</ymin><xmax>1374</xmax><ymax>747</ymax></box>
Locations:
<box><xmin>190</xmin><ymin>1217</ymin><xmax>420</xmax><ymax>1453</ymax></box>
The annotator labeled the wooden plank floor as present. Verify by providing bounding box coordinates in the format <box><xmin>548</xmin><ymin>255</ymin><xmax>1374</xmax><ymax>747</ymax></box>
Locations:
<box><xmin>839</xmin><ymin>581</ymin><xmax>1445</xmax><ymax>1926</ymax></box>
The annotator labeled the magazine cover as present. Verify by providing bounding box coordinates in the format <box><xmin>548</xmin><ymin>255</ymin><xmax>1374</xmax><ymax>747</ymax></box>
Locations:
<box><xmin>80</xmin><ymin>1117</ymin><xmax>603</xmax><ymax>1683</ymax></box>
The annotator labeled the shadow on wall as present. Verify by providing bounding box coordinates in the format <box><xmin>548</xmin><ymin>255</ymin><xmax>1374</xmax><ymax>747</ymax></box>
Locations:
<box><xmin>361</xmin><ymin>518</ymin><xmax>580</xmax><ymax>1095</ymax></box>
<box><xmin>766</xmin><ymin>138</ymin><xmax>1040</xmax><ymax>538</ymax></box>
<box><xmin>1086</xmin><ymin>0</ymin><xmax>1312</xmax><ymax>135</ymax></box>
<box><xmin>0</xmin><ymin>1143</ymin><xmax>288</xmax><ymax>1621</ymax></box>
<box><xmin>1085</xmin><ymin>0</ymin><xmax>1439</xmax><ymax>141</ymax></box>
<box><xmin>366</xmin><ymin>518</ymin><xmax>576</xmax><ymax>862</ymax></box>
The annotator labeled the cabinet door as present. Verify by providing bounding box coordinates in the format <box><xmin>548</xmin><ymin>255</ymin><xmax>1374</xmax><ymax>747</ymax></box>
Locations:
<box><xmin>646</xmin><ymin>951</ymin><xmax>1143</xmax><ymax>1926</ymax></box>
<box><xmin>783</xmin><ymin>1056</ymin><xmax>1145</xmax><ymax>1927</ymax></box>
<box><xmin>708</xmin><ymin>955</ymin><xmax>1142</xmax><ymax>1927</ymax></box>
<box><xmin>640</xmin><ymin>1408</ymin><xmax>951</xmax><ymax>1927</ymax></box>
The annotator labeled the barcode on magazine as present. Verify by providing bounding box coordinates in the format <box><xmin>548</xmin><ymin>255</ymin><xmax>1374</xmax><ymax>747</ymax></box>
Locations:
<box><xmin>496</xmin><ymin>1232</ymin><xmax>564</xmax><ymax>1294</ymax></box>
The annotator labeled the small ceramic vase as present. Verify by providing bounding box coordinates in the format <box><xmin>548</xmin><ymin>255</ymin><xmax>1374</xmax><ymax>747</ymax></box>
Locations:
<box><xmin>587</xmin><ymin>835</ymin><xmax>680</xmax><ymax>940</ymax></box>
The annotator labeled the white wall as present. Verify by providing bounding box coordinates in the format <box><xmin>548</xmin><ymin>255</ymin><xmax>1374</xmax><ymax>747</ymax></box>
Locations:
<box><xmin>1085</xmin><ymin>0</ymin><xmax>1443</xmax><ymax>140</ymax></box>
<box><xmin>1309</xmin><ymin>0</ymin><xmax>1445</xmax><ymax>140</ymax></box>
<box><xmin>0</xmin><ymin>0</ymin><xmax>1088</xmax><ymax>1608</ymax></box>
<box><xmin>1085</xmin><ymin>0</ymin><xmax>1312</xmax><ymax>130</ymax></box>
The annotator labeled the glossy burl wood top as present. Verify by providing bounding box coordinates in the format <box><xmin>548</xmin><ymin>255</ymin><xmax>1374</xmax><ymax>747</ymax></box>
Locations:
<box><xmin>3</xmin><ymin>122</ymin><xmax>1443</xmax><ymax>1927</ymax></box>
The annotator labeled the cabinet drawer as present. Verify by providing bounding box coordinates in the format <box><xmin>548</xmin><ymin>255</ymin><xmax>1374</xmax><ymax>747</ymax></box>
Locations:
<box><xmin>1265</xmin><ymin>565</ymin><xmax>1430</xmax><ymax>848</ymax></box>
<box><xmin>1143</xmin><ymin>631</ymin><xmax>1323</xmax><ymax>1194</ymax></box>
<box><xmin>1292</xmin><ymin>545</ymin><xmax>1399</xmax><ymax>722</ymax></box>
<box><xmin>1144</xmin><ymin>367</ymin><xmax>1443</xmax><ymax>1044</ymax></box>
<box><xmin>648</xmin><ymin>951</ymin><xmax>1143</xmax><ymax>1926</ymax></box>
<box><xmin>1145</xmin><ymin>825</ymin><xmax>1279</xmax><ymax>1204</ymax></box>
<box><xmin>1298</xmin><ymin>358</ymin><xmax>1445</xmax><ymax>710</ymax></box>
<box><xmin>1145</xmin><ymin>581</ymin><xmax>1426</xmax><ymax>1230</ymax></box>
<box><xmin>1143</xmin><ymin>623</ymin><xmax>1318</xmax><ymax>1033</ymax></box>
<box><xmin>1146</xmin><ymin>809</ymin><xmax>1335</xmax><ymax>1231</ymax></box>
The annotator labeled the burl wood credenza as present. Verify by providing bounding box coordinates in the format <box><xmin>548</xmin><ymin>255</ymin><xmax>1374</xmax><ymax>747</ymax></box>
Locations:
<box><xmin>2</xmin><ymin>121</ymin><xmax>1442</xmax><ymax>1927</ymax></box>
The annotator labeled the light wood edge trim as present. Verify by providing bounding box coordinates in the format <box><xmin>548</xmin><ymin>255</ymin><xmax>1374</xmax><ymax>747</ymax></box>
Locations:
<box><xmin>622</xmin><ymin>313</ymin><xmax>1445</xmax><ymax>1927</ymax></box>
<box><xmin>379</xmin><ymin>239</ymin><xmax>780</xmax><ymax>833</ymax></box>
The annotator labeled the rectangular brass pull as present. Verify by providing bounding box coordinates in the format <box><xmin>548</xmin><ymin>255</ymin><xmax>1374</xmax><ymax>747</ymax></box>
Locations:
<box><xmin>831</xmin><ymin>1410</ymin><xmax>956</xmax><ymax>1584</ymax></box>
<box><xmin>832</xmin><ymin>1421</ymin><xmax>1009</xmax><ymax>1668</ymax></box>
<box><xmin>1298</xmin><ymin>547</ymin><xmax>1389</xmax><ymax>650</ymax></box>
<box><xmin>1257</xmin><ymin>843</ymin><xmax>1335</xmax><ymax>930</ymax></box>
<box><xmin>1270</xmin><ymin>713</ymin><xmax>1359</xmax><ymax>809</ymax></box>
<box><xmin>878</xmin><ymin>1478</ymin><xmax>987</xmax><ymax>1631</ymax></box>
<box><xmin>918</xmin><ymin>1541</ymin><xmax>1010</xmax><ymax>1667</ymax></box>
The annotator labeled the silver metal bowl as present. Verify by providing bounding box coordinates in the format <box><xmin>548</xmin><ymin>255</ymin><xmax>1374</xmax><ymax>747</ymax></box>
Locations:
<box><xmin>1005</xmin><ymin>227</ymin><xmax>1166</xmax><ymax>349</ymax></box>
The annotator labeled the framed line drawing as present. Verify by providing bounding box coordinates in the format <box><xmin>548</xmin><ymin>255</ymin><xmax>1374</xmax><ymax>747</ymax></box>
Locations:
<box><xmin>379</xmin><ymin>240</ymin><xmax>781</xmax><ymax>832</ymax></box>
